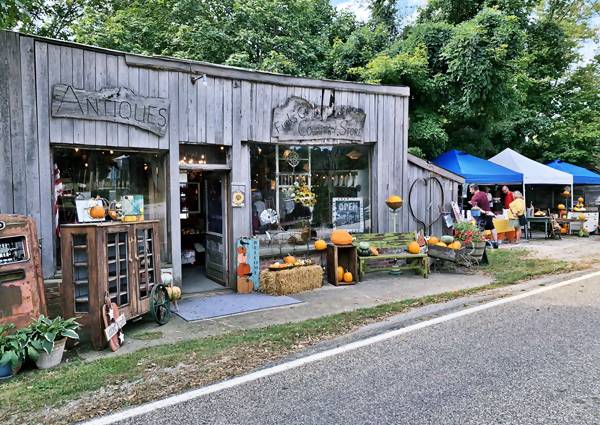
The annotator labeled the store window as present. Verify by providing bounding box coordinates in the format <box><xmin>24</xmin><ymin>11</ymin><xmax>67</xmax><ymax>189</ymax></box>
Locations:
<box><xmin>53</xmin><ymin>147</ymin><xmax>169</xmax><ymax>263</ymax></box>
<box><xmin>250</xmin><ymin>143</ymin><xmax>371</xmax><ymax>237</ymax></box>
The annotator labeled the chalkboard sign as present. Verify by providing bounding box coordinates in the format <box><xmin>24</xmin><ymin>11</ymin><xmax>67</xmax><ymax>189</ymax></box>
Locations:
<box><xmin>332</xmin><ymin>197</ymin><xmax>364</xmax><ymax>233</ymax></box>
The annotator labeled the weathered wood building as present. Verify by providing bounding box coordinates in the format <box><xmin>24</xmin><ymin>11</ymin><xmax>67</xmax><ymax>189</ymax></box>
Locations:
<box><xmin>1</xmin><ymin>30</ymin><xmax>461</xmax><ymax>292</ymax></box>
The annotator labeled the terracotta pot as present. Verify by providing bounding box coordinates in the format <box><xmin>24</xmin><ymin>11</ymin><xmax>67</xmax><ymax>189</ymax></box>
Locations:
<box><xmin>35</xmin><ymin>338</ymin><xmax>67</xmax><ymax>369</ymax></box>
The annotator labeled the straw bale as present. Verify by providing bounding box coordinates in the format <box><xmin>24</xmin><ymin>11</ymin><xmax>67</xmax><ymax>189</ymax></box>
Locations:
<box><xmin>260</xmin><ymin>265</ymin><xmax>323</xmax><ymax>295</ymax></box>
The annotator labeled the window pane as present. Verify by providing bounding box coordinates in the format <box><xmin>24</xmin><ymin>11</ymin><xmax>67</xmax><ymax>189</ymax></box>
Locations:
<box><xmin>54</xmin><ymin>147</ymin><xmax>169</xmax><ymax>264</ymax></box>
<box><xmin>249</xmin><ymin>143</ymin><xmax>371</xmax><ymax>239</ymax></box>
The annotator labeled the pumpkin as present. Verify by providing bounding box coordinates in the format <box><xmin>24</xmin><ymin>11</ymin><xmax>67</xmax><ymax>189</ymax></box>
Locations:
<box><xmin>337</xmin><ymin>266</ymin><xmax>344</xmax><ymax>282</ymax></box>
<box><xmin>428</xmin><ymin>236</ymin><xmax>439</xmax><ymax>245</ymax></box>
<box><xmin>369</xmin><ymin>246</ymin><xmax>379</xmax><ymax>256</ymax></box>
<box><xmin>237</xmin><ymin>277</ymin><xmax>253</xmax><ymax>294</ymax></box>
<box><xmin>283</xmin><ymin>255</ymin><xmax>296</xmax><ymax>264</ymax></box>
<box><xmin>557</xmin><ymin>204</ymin><xmax>566</xmax><ymax>210</ymax></box>
<box><xmin>343</xmin><ymin>272</ymin><xmax>353</xmax><ymax>283</ymax></box>
<box><xmin>386</xmin><ymin>195</ymin><xmax>403</xmax><ymax>203</ymax></box>
<box><xmin>441</xmin><ymin>235</ymin><xmax>454</xmax><ymax>244</ymax></box>
<box><xmin>407</xmin><ymin>241</ymin><xmax>421</xmax><ymax>254</ymax></box>
<box><xmin>166</xmin><ymin>285</ymin><xmax>182</xmax><ymax>301</ymax></box>
<box><xmin>449</xmin><ymin>241</ymin><xmax>462</xmax><ymax>250</ymax></box>
<box><xmin>358</xmin><ymin>241</ymin><xmax>370</xmax><ymax>250</ymax></box>
<box><xmin>435</xmin><ymin>242</ymin><xmax>447</xmax><ymax>247</ymax></box>
<box><xmin>89</xmin><ymin>204</ymin><xmax>106</xmax><ymax>219</ymax></box>
<box><xmin>314</xmin><ymin>239</ymin><xmax>327</xmax><ymax>251</ymax></box>
<box><xmin>560</xmin><ymin>227</ymin><xmax>568</xmax><ymax>235</ymax></box>
<box><xmin>578</xmin><ymin>213</ymin><xmax>586</xmax><ymax>221</ymax></box>
<box><xmin>578</xmin><ymin>197</ymin><xmax>584</xmax><ymax>203</ymax></box>
<box><xmin>331</xmin><ymin>229</ymin><xmax>353</xmax><ymax>246</ymax></box>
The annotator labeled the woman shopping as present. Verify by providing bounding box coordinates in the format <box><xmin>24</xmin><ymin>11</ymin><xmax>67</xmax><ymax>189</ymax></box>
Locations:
<box><xmin>508</xmin><ymin>191</ymin><xmax>526</xmax><ymax>243</ymax></box>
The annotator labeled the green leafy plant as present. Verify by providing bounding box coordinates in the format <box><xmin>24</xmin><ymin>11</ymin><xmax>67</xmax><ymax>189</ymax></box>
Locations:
<box><xmin>453</xmin><ymin>221</ymin><xmax>486</xmax><ymax>244</ymax></box>
<box><xmin>26</xmin><ymin>316</ymin><xmax>80</xmax><ymax>361</ymax></box>
<box><xmin>0</xmin><ymin>324</ymin><xmax>27</xmax><ymax>369</ymax></box>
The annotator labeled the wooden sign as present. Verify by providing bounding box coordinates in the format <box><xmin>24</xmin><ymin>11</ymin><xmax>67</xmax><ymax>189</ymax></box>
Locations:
<box><xmin>51</xmin><ymin>84</ymin><xmax>170</xmax><ymax>136</ymax></box>
<box><xmin>332</xmin><ymin>197</ymin><xmax>364</xmax><ymax>233</ymax></box>
<box><xmin>104</xmin><ymin>313</ymin><xmax>126</xmax><ymax>341</ymax></box>
<box><xmin>271</xmin><ymin>96</ymin><xmax>366</xmax><ymax>141</ymax></box>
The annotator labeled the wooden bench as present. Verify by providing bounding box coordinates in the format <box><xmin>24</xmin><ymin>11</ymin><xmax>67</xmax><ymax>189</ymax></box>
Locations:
<box><xmin>353</xmin><ymin>232</ymin><xmax>429</xmax><ymax>280</ymax></box>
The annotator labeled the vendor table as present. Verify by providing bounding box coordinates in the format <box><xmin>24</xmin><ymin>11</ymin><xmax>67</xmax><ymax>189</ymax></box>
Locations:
<box><xmin>525</xmin><ymin>216</ymin><xmax>550</xmax><ymax>239</ymax></box>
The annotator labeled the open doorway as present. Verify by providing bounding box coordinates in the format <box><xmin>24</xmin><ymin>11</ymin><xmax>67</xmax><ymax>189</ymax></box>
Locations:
<box><xmin>180</xmin><ymin>170</ymin><xmax>228</xmax><ymax>293</ymax></box>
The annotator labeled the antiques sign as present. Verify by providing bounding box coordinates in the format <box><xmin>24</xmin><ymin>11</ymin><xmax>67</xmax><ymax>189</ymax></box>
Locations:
<box><xmin>272</xmin><ymin>96</ymin><xmax>366</xmax><ymax>141</ymax></box>
<box><xmin>51</xmin><ymin>84</ymin><xmax>170</xmax><ymax>136</ymax></box>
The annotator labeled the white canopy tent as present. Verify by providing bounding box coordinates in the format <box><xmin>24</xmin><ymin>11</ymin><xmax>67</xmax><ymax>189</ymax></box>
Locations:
<box><xmin>489</xmin><ymin>148</ymin><xmax>574</xmax><ymax>209</ymax></box>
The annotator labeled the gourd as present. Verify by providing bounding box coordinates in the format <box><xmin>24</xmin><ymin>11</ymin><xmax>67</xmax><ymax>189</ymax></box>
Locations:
<box><xmin>314</xmin><ymin>239</ymin><xmax>327</xmax><ymax>251</ymax></box>
<box><xmin>283</xmin><ymin>255</ymin><xmax>296</xmax><ymax>264</ymax></box>
<box><xmin>386</xmin><ymin>195</ymin><xmax>403</xmax><ymax>203</ymax></box>
<box><xmin>578</xmin><ymin>213</ymin><xmax>586</xmax><ymax>221</ymax></box>
<box><xmin>166</xmin><ymin>285</ymin><xmax>182</xmax><ymax>301</ymax></box>
<box><xmin>331</xmin><ymin>229</ymin><xmax>353</xmax><ymax>246</ymax></box>
<box><xmin>448</xmin><ymin>241</ymin><xmax>461</xmax><ymax>250</ymax></box>
<box><xmin>343</xmin><ymin>272</ymin><xmax>353</xmax><ymax>283</ymax></box>
<box><xmin>440</xmin><ymin>235</ymin><xmax>454</xmax><ymax>244</ymax></box>
<box><xmin>557</xmin><ymin>204</ymin><xmax>566</xmax><ymax>210</ymax></box>
<box><xmin>407</xmin><ymin>241</ymin><xmax>421</xmax><ymax>254</ymax></box>
<box><xmin>428</xmin><ymin>236</ymin><xmax>439</xmax><ymax>245</ymax></box>
<box><xmin>370</xmin><ymin>246</ymin><xmax>379</xmax><ymax>256</ymax></box>
<box><xmin>435</xmin><ymin>242</ymin><xmax>447</xmax><ymax>247</ymax></box>
<box><xmin>578</xmin><ymin>197</ymin><xmax>584</xmax><ymax>203</ymax></box>
<box><xmin>358</xmin><ymin>241</ymin><xmax>370</xmax><ymax>250</ymax></box>
<box><xmin>337</xmin><ymin>266</ymin><xmax>344</xmax><ymax>282</ymax></box>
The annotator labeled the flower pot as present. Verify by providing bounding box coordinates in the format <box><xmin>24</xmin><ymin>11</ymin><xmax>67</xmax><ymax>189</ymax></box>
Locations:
<box><xmin>466</xmin><ymin>241</ymin><xmax>486</xmax><ymax>261</ymax></box>
<box><xmin>0</xmin><ymin>362</ymin><xmax>12</xmax><ymax>380</ymax></box>
<box><xmin>35</xmin><ymin>338</ymin><xmax>67</xmax><ymax>369</ymax></box>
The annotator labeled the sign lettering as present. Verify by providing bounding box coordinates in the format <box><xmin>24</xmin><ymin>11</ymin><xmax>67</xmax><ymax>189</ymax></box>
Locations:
<box><xmin>271</xmin><ymin>97</ymin><xmax>366</xmax><ymax>142</ymax></box>
<box><xmin>51</xmin><ymin>84</ymin><xmax>170</xmax><ymax>136</ymax></box>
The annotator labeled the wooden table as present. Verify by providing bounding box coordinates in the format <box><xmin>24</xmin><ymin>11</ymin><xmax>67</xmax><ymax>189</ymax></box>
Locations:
<box><xmin>525</xmin><ymin>216</ymin><xmax>550</xmax><ymax>239</ymax></box>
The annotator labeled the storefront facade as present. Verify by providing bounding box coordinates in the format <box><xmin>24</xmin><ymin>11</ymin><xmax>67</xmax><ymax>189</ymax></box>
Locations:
<box><xmin>1</xmin><ymin>31</ymin><xmax>412</xmax><ymax>290</ymax></box>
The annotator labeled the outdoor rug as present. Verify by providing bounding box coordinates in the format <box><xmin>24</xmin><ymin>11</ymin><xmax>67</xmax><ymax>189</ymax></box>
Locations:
<box><xmin>173</xmin><ymin>293</ymin><xmax>302</xmax><ymax>322</ymax></box>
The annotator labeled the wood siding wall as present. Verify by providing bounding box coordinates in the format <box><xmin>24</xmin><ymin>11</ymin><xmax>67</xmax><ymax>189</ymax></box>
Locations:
<box><xmin>405</xmin><ymin>155</ymin><xmax>463</xmax><ymax>236</ymax></box>
<box><xmin>1</xmin><ymin>32</ymin><xmax>410</xmax><ymax>282</ymax></box>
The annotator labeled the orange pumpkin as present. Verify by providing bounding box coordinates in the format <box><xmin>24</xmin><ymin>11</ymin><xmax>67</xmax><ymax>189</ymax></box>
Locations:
<box><xmin>343</xmin><ymin>272</ymin><xmax>353</xmax><ymax>283</ymax></box>
<box><xmin>337</xmin><ymin>266</ymin><xmax>344</xmax><ymax>282</ymax></box>
<box><xmin>89</xmin><ymin>204</ymin><xmax>106</xmax><ymax>219</ymax></box>
<box><xmin>428</xmin><ymin>236</ymin><xmax>439</xmax><ymax>245</ymax></box>
<box><xmin>331</xmin><ymin>229</ymin><xmax>353</xmax><ymax>246</ymax></box>
<box><xmin>407</xmin><ymin>241</ymin><xmax>421</xmax><ymax>254</ymax></box>
<box><xmin>314</xmin><ymin>239</ymin><xmax>327</xmax><ymax>251</ymax></box>
<box><xmin>283</xmin><ymin>255</ymin><xmax>296</xmax><ymax>264</ymax></box>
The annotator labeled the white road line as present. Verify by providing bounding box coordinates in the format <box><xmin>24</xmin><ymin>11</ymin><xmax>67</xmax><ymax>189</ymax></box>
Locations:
<box><xmin>82</xmin><ymin>270</ymin><xmax>600</xmax><ymax>425</ymax></box>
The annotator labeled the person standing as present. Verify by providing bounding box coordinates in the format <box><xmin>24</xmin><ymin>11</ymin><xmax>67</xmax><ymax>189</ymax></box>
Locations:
<box><xmin>469</xmin><ymin>184</ymin><xmax>499</xmax><ymax>248</ymax></box>
<box><xmin>508</xmin><ymin>191</ymin><xmax>526</xmax><ymax>243</ymax></box>
<box><xmin>502</xmin><ymin>186</ymin><xmax>514</xmax><ymax>210</ymax></box>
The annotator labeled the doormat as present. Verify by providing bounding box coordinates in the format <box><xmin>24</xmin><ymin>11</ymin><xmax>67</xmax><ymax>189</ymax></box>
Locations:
<box><xmin>173</xmin><ymin>293</ymin><xmax>302</xmax><ymax>322</ymax></box>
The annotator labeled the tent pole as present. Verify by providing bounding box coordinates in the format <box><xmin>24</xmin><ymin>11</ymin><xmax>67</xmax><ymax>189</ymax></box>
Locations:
<box><xmin>571</xmin><ymin>183</ymin><xmax>574</xmax><ymax>210</ymax></box>
<box><xmin>523</xmin><ymin>182</ymin><xmax>526</xmax><ymax>208</ymax></box>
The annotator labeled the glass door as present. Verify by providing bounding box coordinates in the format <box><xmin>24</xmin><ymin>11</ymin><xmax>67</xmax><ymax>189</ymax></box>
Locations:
<box><xmin>204</xmin><ymin>173</ymin><xmax>227</xmax><ymax>284</ymax></box>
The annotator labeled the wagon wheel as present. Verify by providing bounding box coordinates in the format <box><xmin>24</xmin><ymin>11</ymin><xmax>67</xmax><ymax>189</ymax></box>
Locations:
<box><xmin>150</xmin><ymin>283</ymin><xmax>171</xmax><ymax>325</ymax></box>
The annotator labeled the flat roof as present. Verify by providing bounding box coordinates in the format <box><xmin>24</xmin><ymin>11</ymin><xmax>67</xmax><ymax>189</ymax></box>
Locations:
<box><xmin>8</xmin><ymin>30</ymin><xmax>410</xmax><ymax>97</ymax></box>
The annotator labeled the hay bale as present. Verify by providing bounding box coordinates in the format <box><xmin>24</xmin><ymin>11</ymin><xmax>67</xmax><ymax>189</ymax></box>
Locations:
<box><xmin>260</xmin><ymin>265</ymin><xmax>323</xmax><ymax>295</ymax></box>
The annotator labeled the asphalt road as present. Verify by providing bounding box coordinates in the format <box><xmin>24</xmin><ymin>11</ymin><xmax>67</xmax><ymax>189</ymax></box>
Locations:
<box><xmin>116</xmin><ymin>275</ymin><xmax>600</xmax><ymax>425</ymax></box>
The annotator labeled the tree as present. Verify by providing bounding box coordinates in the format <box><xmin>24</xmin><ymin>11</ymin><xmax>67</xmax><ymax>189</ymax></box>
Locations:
<box><xmin>370</xmin><ymin>0</ymin><xmax>398</xmax><ymax>37</ymax></box>
<box><xmin>1</xmin><ymin>0</ymin><xmax>90</xmax><ymax>39</ymax></box>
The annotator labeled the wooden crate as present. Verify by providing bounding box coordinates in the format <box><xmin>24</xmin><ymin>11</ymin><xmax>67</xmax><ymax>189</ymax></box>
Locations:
<box><xmin>326</xmin><ymin>244</ymin><xmax>358</xmax><ymax>285</ymax></box>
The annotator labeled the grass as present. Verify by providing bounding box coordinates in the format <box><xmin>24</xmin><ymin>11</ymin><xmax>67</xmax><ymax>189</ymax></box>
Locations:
<box><xmin>0</xmin><ymin>248</ymin><xmax>580</xmax><ymax>424</ymax></box>
<box><xmin>482</xmin><ymin>248</ymin><xmax>575</xmax><ymax>285</ymax></box>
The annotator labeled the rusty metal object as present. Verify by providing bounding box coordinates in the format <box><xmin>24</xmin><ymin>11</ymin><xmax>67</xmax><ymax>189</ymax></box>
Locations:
<box><xmin>0</xmin><ymin>214</ymin><xmax>47</xmax><ymax>329</ymax></box>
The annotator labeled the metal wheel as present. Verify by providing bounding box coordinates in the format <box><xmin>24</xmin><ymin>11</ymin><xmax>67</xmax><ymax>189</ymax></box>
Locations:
<box><xmin>150</xmin><ymin>283</ymin><xmax>171</xmax><ymax>325</ymax></box>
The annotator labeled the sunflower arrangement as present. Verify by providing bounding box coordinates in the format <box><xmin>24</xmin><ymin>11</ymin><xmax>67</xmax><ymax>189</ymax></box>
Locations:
<box><xmin>284</xmin><ymin>179</ymin><xmax>317</xmax><ymax>207</ymax></box>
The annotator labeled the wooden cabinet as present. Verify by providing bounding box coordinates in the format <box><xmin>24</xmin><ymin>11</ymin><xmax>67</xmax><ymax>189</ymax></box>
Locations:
<box><xmin>60</xmin><ymin>221</ymin><xmax>161</xmax><ymax>349</ymax></box>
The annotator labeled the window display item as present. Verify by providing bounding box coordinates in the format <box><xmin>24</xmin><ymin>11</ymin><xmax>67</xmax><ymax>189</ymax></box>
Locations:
<box><xmin>76</xmin><ymin>198</ymin><xmax>107</xmax><ymax>223</ymax></box>
<box><xmin>121</xmin><ymin>195</ymin><xmax>144</xmax><ymax>221</ymax></box>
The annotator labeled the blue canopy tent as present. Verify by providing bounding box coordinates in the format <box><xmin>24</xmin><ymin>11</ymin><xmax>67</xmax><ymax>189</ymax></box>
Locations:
<box><xmin>433</xmin><ymin>150</ymin><xmax>523</xmax><ymax>184</ymax></box>
<box><xmin>545</xmin><ymin>160</ymin><xmax>600</xmax><ymax>185</ymax></box>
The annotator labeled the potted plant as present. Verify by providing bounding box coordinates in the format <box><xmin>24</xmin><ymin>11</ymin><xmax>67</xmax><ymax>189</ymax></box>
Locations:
<box><xmin>0</xmin><ymin>324</ymin><xmax>27</xmax><ymax>379</ymax></box>
<box><xmin>26</xmin><ymin>315</ymin><xmax>80</xmax><ymax>370</ymax></box>
<box><xmin>453</xmin><ymin>221</ymin><xmax>487</xmax><ymax>261</ymax></box>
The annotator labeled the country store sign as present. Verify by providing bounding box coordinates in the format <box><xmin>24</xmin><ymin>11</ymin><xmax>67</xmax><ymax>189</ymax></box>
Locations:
<box><xmin>51</xmin><ymin>84</ymin><xmax>170</xmax><ymax>136</ymax></box>
<box><xmin>271</xmin><ymin>96</ymin><xmax>366</xmax><ymax>141</ymax></box>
